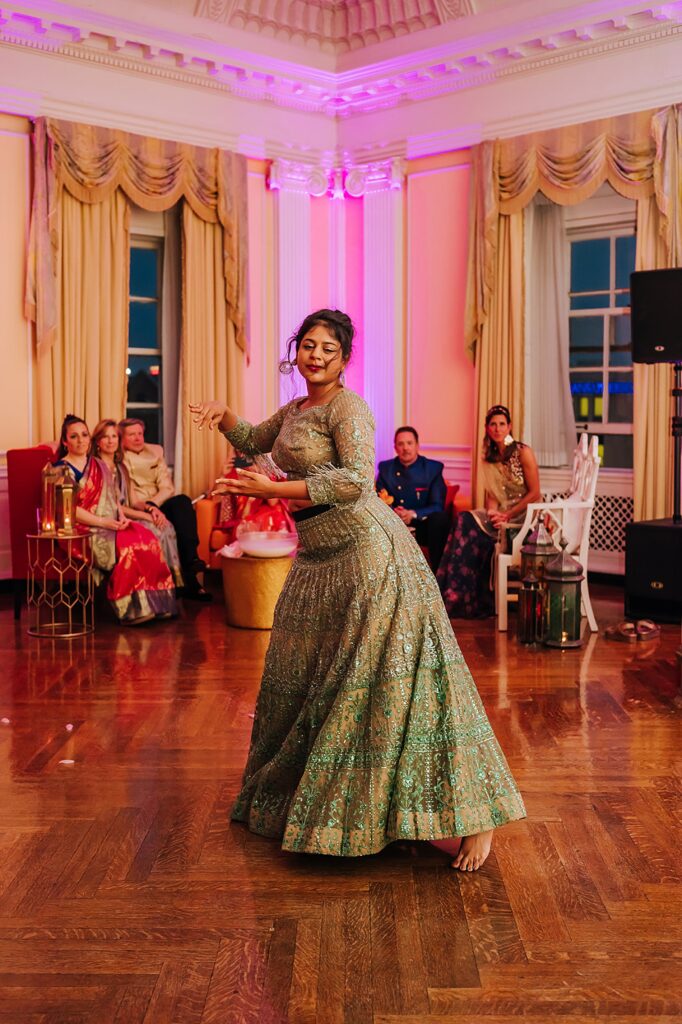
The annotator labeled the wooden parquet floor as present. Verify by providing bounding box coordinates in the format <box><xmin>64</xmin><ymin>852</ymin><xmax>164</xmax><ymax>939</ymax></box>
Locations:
<box><xmin>0</xmin><ymin>580</ymin><xmax>680</xmax><ymax>1024</ymax></box>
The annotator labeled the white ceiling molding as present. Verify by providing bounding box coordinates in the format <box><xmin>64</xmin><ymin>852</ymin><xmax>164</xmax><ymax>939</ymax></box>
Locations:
<box><xmin>266</xmin><ymin>156</ymin><xmax>406</xmax><ymax>197</ymax></box>
<box><xmin>194</xmin><ymin>0</ymin><xmax>474</xmax><ymax>53</ymax></box>
<box><xmin>2</xmin><ymin>0</ymin><xmax>682</xmax><ymax>120</ymax></box>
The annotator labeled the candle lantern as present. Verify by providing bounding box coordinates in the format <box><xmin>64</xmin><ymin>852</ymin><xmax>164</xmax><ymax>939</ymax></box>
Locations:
<box><xmin>543</xmin><ymin>539</ymin><xmax>584</xmax><ymax>649</ymax></box>
<box><xmin>40</xmin><ymin>461</ymin><xmax>64</xmax><ymax>534</ymax></box>
<box><xmin>56</xmin><ymin>476</ymin><xmax>76</xmax><ymax>534</ymax></box>
<box><xmin>520</xmin><ymin>517</ymin><xmax>557</xmax><ymax>582</ymax></box>
<box><xmin>517</xmin><ymin>569</ymin><xmax>546</xmax><ymax>644</ymax></box>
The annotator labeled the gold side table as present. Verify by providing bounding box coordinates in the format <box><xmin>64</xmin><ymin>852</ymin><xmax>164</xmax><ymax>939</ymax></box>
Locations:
<box><xmin>26</xmin><ymin>533</ymin><xmax>95</xmax><ymax>638</ymax></box>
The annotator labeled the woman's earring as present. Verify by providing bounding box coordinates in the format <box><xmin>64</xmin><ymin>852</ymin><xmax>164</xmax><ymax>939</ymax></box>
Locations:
<box><xmin>504</xmin><ymin>433</ymin><xmax>514</xmax><ymax>446</ymax></box>
<box><xmin>339</xmin><ymin>370</ymin><xmax>346</xmax><ymax>386</ymax></box>
<box><xmin>280</xmin><ymin>359</ymin><xmax>295</xmax><ymax>376</ymax></box>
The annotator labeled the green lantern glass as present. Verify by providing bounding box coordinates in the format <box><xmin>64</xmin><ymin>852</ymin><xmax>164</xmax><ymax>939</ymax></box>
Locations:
<box><xmin>543</xmin><ymin>539</ymin><xmax>584</xmax><ymax>649</ymax></box>
<box><xmin>517</xmin><ymin>569</ymin><xmax>545</xmax><ymax>644</ymax></box>
<box><xmin>520</xmin><ymin>518</ymin><xmax>557</xmax><ymax>582</ymax></box>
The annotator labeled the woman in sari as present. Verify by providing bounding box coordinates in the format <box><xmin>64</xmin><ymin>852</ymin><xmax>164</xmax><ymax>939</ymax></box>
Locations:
<box><xmin>90</xmin><ymin>419</ymin><xmax>183</xmax><ymax>589</ymax></box>
<box><xmin>55</xmin><ymin>415</ymin><xmax>178</xmax><ymax>624</ymax></box>
<box><xmin>209</xmin><ymin>452</ymin><xmax>295</xmax><ymax>552</ymax></box>
<box><xmin>437</xmin><ymin>405</ymin><xmax>541</xmax><ymax>618</ymax></box>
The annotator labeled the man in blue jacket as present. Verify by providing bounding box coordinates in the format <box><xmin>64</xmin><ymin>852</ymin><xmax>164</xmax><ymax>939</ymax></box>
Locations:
<box><xmin>376</xmin><ymin>426</ymin><xmax>451</xmax><ymax>569</ymax></box>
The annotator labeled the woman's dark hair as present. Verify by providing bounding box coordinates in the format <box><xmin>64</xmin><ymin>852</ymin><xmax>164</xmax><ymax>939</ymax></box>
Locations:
<box><xmin>482</xmin><ymin>404</ymin><xmax>519</xmax><ymax>464</ymax></box>
<box><xmin>56</xmin><ymin>414</ymin><xmax>89</xmax><ymax>460</ymax></box>
<box><xmin>279</xmin><ymin>309</ymin><xmax>355</xmax><ymax>375</ymax></box>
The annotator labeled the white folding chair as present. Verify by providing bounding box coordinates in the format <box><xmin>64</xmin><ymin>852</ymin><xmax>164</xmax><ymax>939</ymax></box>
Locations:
<box><xmin>496</xmin><ymin>433</ymin><xmax>601</xmax><ymax>632</ymax></box>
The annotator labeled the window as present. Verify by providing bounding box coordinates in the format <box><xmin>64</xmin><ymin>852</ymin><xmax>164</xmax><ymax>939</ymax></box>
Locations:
<box><xmin>127</xmin><ymin>240</ymin><xmax>163</xmax><ymax>444</ymax></box>
<box><xmin>569</xmin><ymin>232</ymin><xmax>635</xmax><ymax>469</ymax></box>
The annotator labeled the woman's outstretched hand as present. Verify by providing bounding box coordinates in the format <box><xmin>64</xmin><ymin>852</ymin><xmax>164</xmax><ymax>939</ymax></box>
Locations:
<box><xmin>189</xmin><ymin>400</ymin><xmax>228</xmax><ymax>431</ymax></box>
<box><xmin>215</xmin><ymin>469</ymin><xmax>274</xmax><ymax>499</ymax></box>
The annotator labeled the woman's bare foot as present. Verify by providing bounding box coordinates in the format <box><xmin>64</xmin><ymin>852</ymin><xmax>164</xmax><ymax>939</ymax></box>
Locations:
<box><xmin>451</xmin><ymin>830</ymin><xmax>493</xmax><ymax>872</ymax></box>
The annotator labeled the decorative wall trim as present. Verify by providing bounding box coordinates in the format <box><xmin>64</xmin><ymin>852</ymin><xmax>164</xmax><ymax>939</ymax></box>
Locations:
<box><xmin>1</xmin><ymin>0</ymin><xmax>681</xmax><ymax>123</ymax></box>
<box><xmin>420</xmin><ymin>443</ymin><xmax>472</xmax><ymax>495</ymax></box>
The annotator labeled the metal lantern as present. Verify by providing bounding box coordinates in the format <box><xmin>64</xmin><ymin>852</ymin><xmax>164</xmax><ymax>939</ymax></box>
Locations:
<box><xmin>40</xmin><ymin>461</ymin><xmax>63</xmax><ymax>534</ymax></box>
<box><xmin>520</xmin><ymin>517</ymin><xmax>558</xmax><ymax>582</ymax></box>
<box><xmin>543</xmin><ymin>539</ymin><xmax>584</xmax><ymax>649</ymax></box>
<box><xmin>517</xmin><ymin>569</ymin><xmax>546</xmax><ymax>644</ymax></box>
<box><xmin>56</xmin><ymin>476</ymin><xmax>76</xmax><ymax>535</ymax></box>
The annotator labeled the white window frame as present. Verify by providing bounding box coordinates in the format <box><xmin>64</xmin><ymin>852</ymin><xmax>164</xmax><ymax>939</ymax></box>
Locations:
<box><xmin>565</xmin><ymin>187</ymin><xmax>636</xmax><ymax>473</ymax></box>
<box><xmin>127</xmin><ymin>219</ymin><xmax>164</xmax><ymax>443</ymax></box>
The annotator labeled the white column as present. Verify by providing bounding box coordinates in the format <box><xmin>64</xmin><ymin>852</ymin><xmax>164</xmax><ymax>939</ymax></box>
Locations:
<box><xmin>346</xmin><ymin>159</ymin><xmax>405</xmax><ymax>465</ymax></box>
<box><xmin>269</xmin><ymin>159</ymin><xmax>328</xmax><ymax>406</ymax></box>
<box><xmin>328</xmin><ymin>169</ymin><xmax>346</xmax><ymax>312</ymax></box>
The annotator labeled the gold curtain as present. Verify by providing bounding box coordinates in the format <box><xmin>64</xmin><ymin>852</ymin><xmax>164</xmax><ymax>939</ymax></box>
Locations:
<box><xmin>472</xmin><ymin>212</ymin><xmax>525</xmax><ymax>505</ymax></box>
<box><xmin>465</xmin><ymin>106</ymin><xmax>682</xmax><ymax>519</ymax></box>
<box><xmin>633</xmin><ymin>197</ymin><xmax>674</xmax><ymax>520</ymax></box>
<box><xmin>180</xmin><ymin>204</ymin><xmax>243</xmax><ymax>496</ymax></box>
<box><xmin>34</xmin><ymin>189</ymin><xmax>129</xmax><ymax>442</ymax></box>
<box><xmin>26</xmin><ymin>117</ymin><xmax>249</xmax><ymax>355</ymax></box>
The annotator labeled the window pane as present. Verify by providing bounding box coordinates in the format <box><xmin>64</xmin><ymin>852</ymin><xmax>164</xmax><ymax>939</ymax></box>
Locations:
<box><xmin>597</xmin><ymin>433</ymin><xmax>633</xmax><ymax>469</ymax></box>
<box><xmin>570</xmin><ymin>292</ymin><xmax>610</xmax><ymax>310</ymax></box>
<box><xmin>610</xmin><ymin>315</ymin><xmax>632</xmax><ymax>367</ymax></box>
<box><xmin>570</xmin><ymin>372</ymin><xmax>603</xmax><ymax>422</ymax></box>
<box><xmin>129</xmin><ymin>301</ymin><xmax>158</xmax><ymax>348</ymax></box>
<box><xmin>608</xmin><ymin>371</ymin><xmax>633</xmax><ymax>423</ymax></box>
<box><xmin>569</xmin><ymin>317</ymin><xmax>604</xmax><ymax>367</ymax></box>
<box><xmin>127</xmin><ymin>355</ymin><xmax>161</xmax><ymax>404</ymax></box>
<box><xmin>615</xmin><ymin>235</ymin><xmax>636</xmax><ymax>290</ymax></box>
<box><xmin>130</xmin><ymin>247</ymin><xmax>159</xmax><ymax>298</ymax></box>
<box><xmin>615</xmin><ymin>292</ymin><xmax>630</xmax><ymax>308</ymax></box>
<box><xmin>571</xmin><ymin>238</ymin><xmax>610</xmax><ymax>294</ymax></box>
<box><xmin>126</xmin><ymin>406</ymin><xmax>161</xmax><ymax>445</ymax></box>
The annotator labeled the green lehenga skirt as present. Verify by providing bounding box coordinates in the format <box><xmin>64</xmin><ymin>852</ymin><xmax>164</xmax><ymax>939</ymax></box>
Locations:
<box><xmin>231</xmin><ymin>494</ymin><xmax>526</xmax><ymax>856</ymax></box>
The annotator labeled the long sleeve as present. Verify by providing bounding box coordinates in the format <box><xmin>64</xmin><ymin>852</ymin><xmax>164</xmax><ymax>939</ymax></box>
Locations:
<box><xmin>221</xmin><ymin>403</ymin><xmax>290</xmax><ymax>456</ymax></box>
<box><xmin>306</xmin><ymin>391</ymin><xmax>376</xmax><ymax>508</ymax></box>
<box><xmin>415</xmin><ymin>468</ymin><xmax>447</xmax><ymax>521</ymax></box>
<box><xmin>152</xmin><ymin>452</ymin><xmax>176</xmax><ymax>506</ymax></box>
<box><xmin>375</xmin><ymin>463</ymin><xmax>392</xmax><ymax>496</ymax></box>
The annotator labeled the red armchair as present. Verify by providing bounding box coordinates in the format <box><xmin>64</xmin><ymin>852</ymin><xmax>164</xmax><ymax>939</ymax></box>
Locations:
<box><xmin>7</xmin><ymin>445</ymin><xmax>56</xmax><ymax>618</ymax></box>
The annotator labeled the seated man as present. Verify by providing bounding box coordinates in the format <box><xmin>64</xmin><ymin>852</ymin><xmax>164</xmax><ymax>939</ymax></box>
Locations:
<box><xmin>376</xmin><ymin>425</ymin><xmax>450</xmax><ymax>570</ymax></box>
<box><xmin>119</xmin><ymin>418</ymin><xmax>211</xmax><ymax>601</ymax></box>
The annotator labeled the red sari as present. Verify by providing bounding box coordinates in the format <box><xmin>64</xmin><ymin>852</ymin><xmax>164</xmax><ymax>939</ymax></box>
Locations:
<box><xmin>210</xmin><ymin>472</ymin><xmax>295</xmax><ymax>556</ymax></box>
<box><xmin>74</xmin><ymin>457</ymin><xmax>178</xmax><ymax>623</ymax></box>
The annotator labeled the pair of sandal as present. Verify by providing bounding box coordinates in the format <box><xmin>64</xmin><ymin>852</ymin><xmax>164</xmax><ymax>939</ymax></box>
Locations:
<box><xmin>605</xmin><ymin>619</ymin><xmax>661</xmax><ymax>642</ymax></box>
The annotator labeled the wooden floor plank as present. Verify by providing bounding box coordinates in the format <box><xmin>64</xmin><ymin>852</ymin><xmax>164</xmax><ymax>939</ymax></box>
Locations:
<box><xmin>0</xmin><ymin>582</ymin><xmax>679</xmax><ymax>1022</ymax></box>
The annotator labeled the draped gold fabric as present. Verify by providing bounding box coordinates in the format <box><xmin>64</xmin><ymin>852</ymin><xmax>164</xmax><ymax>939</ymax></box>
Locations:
<box><xmin>180</xmin><ymin>204</ymin><xmax>244</xmax><ymax>496</ymax></box>
<box><xmin>26</xmin><ymin>117</ymin><xmax>248</xmax><ymax>356</ymax></box>
<box><xmin>472</xmin><ymin>212</ymin><xmax>525</xmax><ymax>506</ymax></box>
<box><xmin>34</xmin><ymin>189</ymin><xmax>130</xmax><ymax>442</ymax></box>
<box><xmin>466</xmin><ymin>106</ymin><xmax>680</xmax><ymax>520</ymax></box>
<box><xmin>633</xmin><ymin>208</ymin><xmax>675</xmax><ymax>522</ymax></box>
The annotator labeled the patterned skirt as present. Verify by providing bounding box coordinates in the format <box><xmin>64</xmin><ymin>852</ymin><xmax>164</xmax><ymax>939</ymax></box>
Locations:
<box><xmin>231</xmin><ymin>494</ymin><xmax>525</xmax><ymax>856</ymax></box>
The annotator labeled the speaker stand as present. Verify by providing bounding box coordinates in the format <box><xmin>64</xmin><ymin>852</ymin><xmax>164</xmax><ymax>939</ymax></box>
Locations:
<box><xmin>674</xmin><ymin>361</ymin><xmax>682</xmax><ymax>525</ymax></box>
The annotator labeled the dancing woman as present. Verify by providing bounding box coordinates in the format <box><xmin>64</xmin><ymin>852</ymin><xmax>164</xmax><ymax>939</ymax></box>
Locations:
<box><xmin>191</xmin><ymin>310</ymin><xmax>525</xmax><ymax>870</ymax></box>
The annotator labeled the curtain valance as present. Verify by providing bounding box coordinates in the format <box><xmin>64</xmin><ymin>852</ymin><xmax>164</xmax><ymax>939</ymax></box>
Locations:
<box><xmin>26</xmin><ymin>117</ymin><xmax>248</xmax><ymax>355</ymax></box>
<box><xmin>466</xmin><ymin>108</ymin><xmax>660</xmax><ymax>355</ymax></box>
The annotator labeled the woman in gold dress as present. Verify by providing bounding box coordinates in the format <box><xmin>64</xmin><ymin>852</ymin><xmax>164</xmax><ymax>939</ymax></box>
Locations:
<box><xmin>191</xmin><ymin>310</ymin><xmax>525</xmax><ymax>871</ymax></box>
<box><xmin>437</xmin><ymin>405</ymin><xmax>542</xmax><ymax>618</ymax></box>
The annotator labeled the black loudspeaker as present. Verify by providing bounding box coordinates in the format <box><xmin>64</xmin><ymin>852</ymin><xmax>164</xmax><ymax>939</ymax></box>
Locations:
<box><xmin>625</xmin><ymin>519</ymin><xmax>682</xmax><ymax>623</ymax></box>
<box><xmin>630</xmin><ymin>269</ymin><xmax>682</xmax><ymax>363</ymax></box>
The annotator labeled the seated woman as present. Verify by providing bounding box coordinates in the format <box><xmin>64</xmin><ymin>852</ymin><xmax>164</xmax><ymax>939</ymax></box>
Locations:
<box><xmin>91</xmin><ymin>419</ymin><xmax>183</xmax><ymax>589</ymax></box>
<box><xmin>209</xmin><ymin>451</ymin><xmax>295</xmax><ymax>553</ymax></box>
<box><xmin>437</xmin><ymin>405</ymin><xmax>541</xmax><ymax>618</ymax></box>
<box><xmin>55</xmin><ymin>414</ymin><xmax>178</xmax><ymax>625</ymax></box>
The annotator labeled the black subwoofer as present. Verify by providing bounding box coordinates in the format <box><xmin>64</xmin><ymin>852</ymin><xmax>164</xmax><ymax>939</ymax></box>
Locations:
<box><xmin>625</xmin><ymin>519</ymin><xmax>682</xmax><ymax>623</ymax></box>
<box><xmin>630</xmin><ymin>269</ymin><xmax>682</xmax><ymax>363</ymax></box>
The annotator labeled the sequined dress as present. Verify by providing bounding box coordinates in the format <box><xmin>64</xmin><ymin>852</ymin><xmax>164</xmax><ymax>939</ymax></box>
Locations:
<box><xmin>224</xmin><ymin>389</ymin><xmax>525</xmax><ymax>856</ymax></box>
